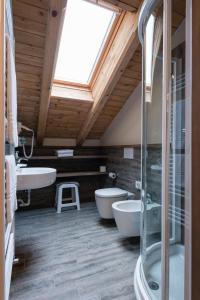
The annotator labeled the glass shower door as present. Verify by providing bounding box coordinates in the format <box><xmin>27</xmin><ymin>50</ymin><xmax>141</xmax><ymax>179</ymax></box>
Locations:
<box><xmin>168</xmin><ymin>0</ymin><xmax>186</xmax><ymax>298</ymax></box>
<box><xmin>139</xmin><ymin>0</ymin><xmax>187</xmax><ymax>299</ymax></box>
<box><xmin>141</xmin><ymin>2</ymin><xmax>163</xmax><ymax>299</ymax></box>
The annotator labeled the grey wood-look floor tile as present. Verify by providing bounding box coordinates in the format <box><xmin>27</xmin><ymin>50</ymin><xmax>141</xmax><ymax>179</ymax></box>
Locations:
<box><xmin>10</xmin><ymin>203</ymin><xmax>139</xmax><ymax>300</ymax></box>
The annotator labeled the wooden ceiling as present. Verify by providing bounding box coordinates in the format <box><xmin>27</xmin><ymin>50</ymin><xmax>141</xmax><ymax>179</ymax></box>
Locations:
<box><xmin>13</xmin><ymin>0</ymin><xmax>186</xmax><ymax>145</ymax></box>
<box><xmin>88</xmin><ymin>47</ymin><xmax>142</xmax><ymax>138</ymax></box>
<box><xmin>45</xmin><ymin>94</ymin><xmax>93</xmax><ymax>139</ymax></box>
<box><xmin>13</xmin><ymin>0</ymin><xmax>143</xmax><ymax>144</ymax></box>
<box><xmin>13</xmin><ymin>0</ymin><xmax>187</xmax><ymax>145</ymax></box>
<box><xmin>13</xmin><ymin>0</ymin><xmax>48</xmax><ymax>133</ymax></box>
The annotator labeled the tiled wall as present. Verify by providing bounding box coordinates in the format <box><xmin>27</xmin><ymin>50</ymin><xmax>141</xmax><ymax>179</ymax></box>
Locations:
<box><xmin>17</xmin><ymin>147</ymin><xmax>107</xmax><ymax>209</ymax></box>
<box><xmin>103</xmin><ymin>146</ymin><xmax>141</xmax><ymax>199</ymax></box>
<box><xmin>17</xmin><ymin>145</ymin><xmax>166</xmax><ymax>209</ymax></box>
<box><xmin>17</xmin><ymin>145</ymin><xmax>144</xmax><ymax>209</ymax></box>
<box><xmin>146</xmin><ymin>145</ymin><xmax>162</xmax><ymax>204</ymax></box>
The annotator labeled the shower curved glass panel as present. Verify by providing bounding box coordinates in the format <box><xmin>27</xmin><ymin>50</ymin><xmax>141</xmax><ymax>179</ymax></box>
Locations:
<box><xmin>134</xmin><ymin>0</ymin><xmax>187</xmax><ymax>299</ymax></box>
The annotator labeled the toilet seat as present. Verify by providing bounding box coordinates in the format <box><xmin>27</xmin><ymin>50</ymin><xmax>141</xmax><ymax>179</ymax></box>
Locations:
<box><xmin>95</xmin><ymin>188</ymin><xmax>127</xmax><ymax>198</ymax></box>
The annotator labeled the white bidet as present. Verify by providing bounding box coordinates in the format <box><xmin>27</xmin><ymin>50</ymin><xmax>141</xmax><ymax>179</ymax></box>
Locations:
<box><xmin>112</xmin><ymin>200</ymin><xmax>141</xmax><ymax>237</ymax></box>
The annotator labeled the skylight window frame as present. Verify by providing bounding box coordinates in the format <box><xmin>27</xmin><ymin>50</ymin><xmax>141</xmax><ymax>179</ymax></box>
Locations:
<box><xmin>53</xmin><ymin>2</ymin><xmax>123</xmax><ymax>89</ymax></box>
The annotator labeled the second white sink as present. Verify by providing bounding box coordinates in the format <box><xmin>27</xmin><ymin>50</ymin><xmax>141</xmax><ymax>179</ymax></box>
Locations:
<box><xmin>17</xmin><ymin>167</ymin><xmax>57</xmax><ymax>191</ymax></box>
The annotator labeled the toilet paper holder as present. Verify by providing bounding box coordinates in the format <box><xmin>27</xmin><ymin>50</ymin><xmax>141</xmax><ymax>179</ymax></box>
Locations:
<box><xmin>108</xmin><ymin>172</ymin><xmax>117</xmax><ymax>180</ymax></box>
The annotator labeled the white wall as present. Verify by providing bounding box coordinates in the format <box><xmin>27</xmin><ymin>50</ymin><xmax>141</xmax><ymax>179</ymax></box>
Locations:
<box><xmin>100</xmin><ymin>83</ymin><xmax>142</xmax><ymax>146</ymax></box>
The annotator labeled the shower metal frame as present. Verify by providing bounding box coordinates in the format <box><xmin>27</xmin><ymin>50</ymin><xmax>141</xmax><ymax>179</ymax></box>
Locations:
<box><xmin>0</xmin><ymin>1</ymin><xmax>5</xmax><ymax>299</ymax></box>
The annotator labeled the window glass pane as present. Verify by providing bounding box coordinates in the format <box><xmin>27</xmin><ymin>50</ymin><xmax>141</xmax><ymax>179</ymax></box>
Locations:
<box><xmin>54</xmin><ymin>0</ymin><xmax>116</xmax><ymax>84</ymax></box>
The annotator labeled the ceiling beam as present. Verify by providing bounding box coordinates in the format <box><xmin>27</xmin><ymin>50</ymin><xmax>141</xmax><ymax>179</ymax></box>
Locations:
<box><xmin>99</xmin><ymin>0</ymin><xmax>141</xmax><ymax>12</ymax></box>
<box><xmin>76</xmin><ymin>10</ymin><xmax>140</xmax><ymax>145</ymax></box>
<box><xmin>84</xmin><ymin>0</ymin><xmax>122</xmax><ymax>13</ymax></box>
<box><xmin>51</xmin><ymin>84</ymin><xmax>93</xmax><ymax>102</ymax></box>
<box><xmin>37</xmin><ymin>0</ymin><xmax>67</xmax><ymax>145</ymax></box>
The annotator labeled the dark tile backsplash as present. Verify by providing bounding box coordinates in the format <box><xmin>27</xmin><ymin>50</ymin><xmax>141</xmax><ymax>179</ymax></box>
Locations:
<box><xmin>17</xmin><ymin>147</ymin><xmax>107</xmax><ymax>209</ymax></box>
<box><xmin>17</xmin><ymin>145</ymin><xmax>146</xmax><ymax>209</ymax></box>
<box><xmin>146</xmin><ymin>145</ymin><xmax>162</xmax><ymax>204</ymax></box>
<box><xmin>103</xmin><ymin>146</ymin><xmax>141</xmax><ymax>199</ymax></box>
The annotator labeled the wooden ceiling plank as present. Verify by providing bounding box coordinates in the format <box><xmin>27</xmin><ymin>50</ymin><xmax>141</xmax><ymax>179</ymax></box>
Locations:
<box><xmin>48</xmin><ymin>116</ymin><xmax>86</xmax><ymax>123</ymax></box>
<box><xmin>108</xmin><ymin>95</ymin><xmax>127</xmax><ymax>101</ymax></box>
<box><xmin>18</xmin><ymin>80</ymin><xmax>41</xmax><ymax>90</ymax></box>
<box><xmin>50</xmin><ymin>104</ymin><xmax>92</xmax><ymax>112</ymax></box>
<box><xmin>17</xmin><ymin>72</ymin><xmax>41</xmax><ymax>83</ymax></box>
<box><xmin>17</xmin><ymin>0</ymin><xmax>49</xmax><ymax>10</ymax></box>
<box><xmin>18</xmin><ymin>103</ymin><xmax>40</xmax><ymax>110</ymax></box>
<box><xmin>12</xmin><ymin>0</ymin><xmax>48</xmax><ymax>24</ymax></box>
<box><xmin>18</xmin><ymin>105</ymin><xmax>38</xmax><ymax>112</ymax></box>
<box><xmin>15</xmin><ymin>42</ymin><xmax>44</xmax><ymax>58</ymax></box>
<box><xmin>49</xmin><ymin>104</ymin><xmax>92</xmax><ymax>112</ymax></box>
<box><xmin>18</xmin><ymin>87</ymin><xmax>41</xmax><ymax>97</ymax></box>
<box><xmin>16</xmin><ymin>62</ymin><xmax>42</xmax><ymax>75</ymax></box>
<box><xmin>45</xmin><ymin>133</ymin><xmax>77</xmax><ymax>139</ymax></box>
<box><xmin>14</xmin><ymin>29</ymin><xmax>45</xmax><ymax>48</ymax></box>
<box><xmin>18</xmin><ymin>95</ymin><xmax>40</xmax><ymax>102</ymax></box>
<box><xmin>15</xmin><ymin>53</ymin><xmax>43</xmax><ymax>68</ymax></box>
<box><xmin>14</xmin><ymin>15</ymin><xmax>46</xmax><ymax>37</ymax></box>
<box><xmin>116</xmin><ymin>83</ymin><xmax>137</xmax><ymax>91</ymax></box>
<box><xmin>119</xmin><ymin>76</ymin><xmax>141</xmax><ymax>86</ymax></box>
<box><xmin>76</xmin><ymin>10</ymin><xmax>140</xmax><ymax>145</ymax></box>
<box><xmin>111</xmin><ymin>90</ymin><xmax>131</xmax><ymax>98</ymax></box>
<box><xmin>122</xmin><ymin>69</ymin><xmax>141</xmax><ymax>80</ymax></box>
<box><xmin>47</xmin><ymin>110</ymin><xmax>90</xmax><ymax>117</ymax></box>
<box><xmin>47</xmin><ymin>121</ymin><xmax>88</xmax><ymax>127</ymax></box>
<box><xmin>51</xmin><ymin>98</ymin><xmax>92</xmax><ymax>106</ymax></box>
<box><xmin>122</xmin><ymin>0</ymin><xmax>141</xmax><ymax>9</ymax></box>
<box><xmin>37</xmin><ymin>0</ymin><xmax>67</xmax><ymax>145</ymax></box>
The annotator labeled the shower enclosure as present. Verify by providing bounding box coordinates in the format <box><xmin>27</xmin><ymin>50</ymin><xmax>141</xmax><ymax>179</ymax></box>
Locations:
<box><xmin>134</xmin><ymin>0</ymin><xmax>191</xmax><ymax>299</ymax></box>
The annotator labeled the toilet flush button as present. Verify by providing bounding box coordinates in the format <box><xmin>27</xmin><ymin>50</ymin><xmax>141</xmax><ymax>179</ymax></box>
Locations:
<box><xmin>124</xmin><ymin>147</ymin><xmax>134</xmax><ymax>159</ymax></box>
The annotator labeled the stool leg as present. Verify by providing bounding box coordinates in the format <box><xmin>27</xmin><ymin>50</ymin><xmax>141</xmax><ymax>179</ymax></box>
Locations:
<box><xmin>57</xmin><ymin>187</ymin><xmax>63</xmax><ymax>213</ymax></box>
<box><xmin>55</xmin><ymin>187</ymin><xmax>58</xmax><ymax>208</ymax></box>
<box><xmin>72</xmin><ymin>188</ymin><xmax>75</xmax><ymax>203</ymax></box>
<box><xmin>75</xmin><ymin>186</ymin><xmax>80</xmax><ymax>210</ymax></box>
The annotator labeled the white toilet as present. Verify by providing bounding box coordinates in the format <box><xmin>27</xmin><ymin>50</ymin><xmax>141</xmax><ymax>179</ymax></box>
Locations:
<box><xmin>95</xmin><ymin>188</ymin><xmax>128</xmax><ymax>219</ymax></box>
<box><xmin>112</xmin><ymin>200</ymin><xmax>141</xmax><ymax>237</ymax></box>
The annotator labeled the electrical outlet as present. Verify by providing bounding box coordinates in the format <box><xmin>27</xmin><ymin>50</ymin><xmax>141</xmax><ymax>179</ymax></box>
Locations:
<box><xmin>135</xmin><ymin>181</ymin><xmax>142</xmax><ymax>190</ymax></box>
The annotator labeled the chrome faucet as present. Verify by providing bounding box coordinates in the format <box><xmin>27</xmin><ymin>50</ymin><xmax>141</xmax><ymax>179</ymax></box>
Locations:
<box><xmin>16</xmin><ymin>157</ymin><xmax>28</xmax><ymax>169</ymax></box>
<box><xmin>15</xmin><ymin>152</ymin><xmax>28</xmax><ymax>168</ymax></box>
<box><xmin>18</xmin><ymin>158</ymin><xmax>28</xmax><ymax>164</ymax></box>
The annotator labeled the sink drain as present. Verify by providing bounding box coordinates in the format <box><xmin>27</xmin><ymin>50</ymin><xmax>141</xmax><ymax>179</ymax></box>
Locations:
<box><xmin>148</xmin><ymin>281</ymin><xmax>159</xmax><ymax>290</ymax></box>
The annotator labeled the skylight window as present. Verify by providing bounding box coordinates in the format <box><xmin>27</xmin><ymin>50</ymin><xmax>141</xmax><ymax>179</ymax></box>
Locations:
<box><xmin>54</xmin><ymin>0</ymin><xmax>116</xmax><ymax>85</ymax></box>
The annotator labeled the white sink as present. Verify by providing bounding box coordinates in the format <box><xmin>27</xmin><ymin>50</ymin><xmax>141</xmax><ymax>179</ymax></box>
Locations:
<box><xmin>17</xmin><ymin>167</ymin><xmax>57</xmax><ymax>191</ymax></box>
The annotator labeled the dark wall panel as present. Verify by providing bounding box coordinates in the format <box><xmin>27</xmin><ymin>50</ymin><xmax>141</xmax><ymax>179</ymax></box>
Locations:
<box><xmin>17</xmin><ymin>146</ymin><xmax>145</xmax><ymax>209</ymax></box>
